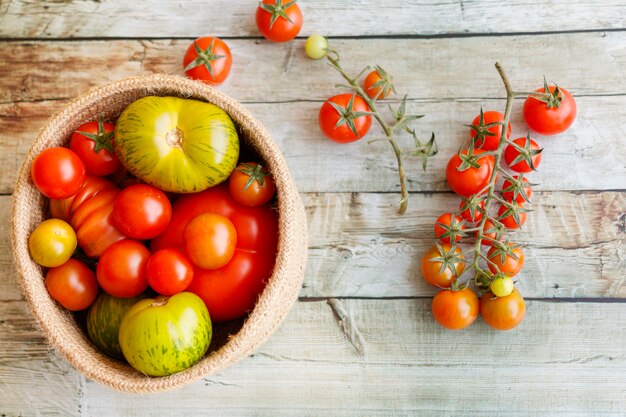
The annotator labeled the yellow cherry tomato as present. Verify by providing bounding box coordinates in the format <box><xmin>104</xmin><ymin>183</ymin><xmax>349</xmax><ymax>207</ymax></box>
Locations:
<box><xmin>29</xmin><ymin>219</ymin><xmax>77</xmax><ymax>267</ymax></box>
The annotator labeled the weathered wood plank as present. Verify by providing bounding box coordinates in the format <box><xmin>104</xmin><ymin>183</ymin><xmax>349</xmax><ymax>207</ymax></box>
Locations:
<box><xmin>3</xmin><ymin>190</ymin><xmax>624</xmax><ymax>301</ymax></box>
<box><xmin>2</xmin><ymin>32</ymin><xmax>625</xmax><ymax>104</ymax></box>
<box><xmin>1</xmin><ymin>298</ymin><xmax>625</xmax><ymax>415</ymax></box>
<box><xmin>1</xmin><ymin>94</ymin><xmax>625</xmax><ymax>195</ymax></box>
<box><xmin>1</xmin><ymin>0</ymin><xmax>625</xmax><ymax>38</ymax></box>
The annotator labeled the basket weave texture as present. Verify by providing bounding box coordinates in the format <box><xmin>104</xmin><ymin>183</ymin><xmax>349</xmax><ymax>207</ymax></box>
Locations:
<box><xmin>10</xmin><ymin>74</ymin><xmax>308</xmax><ymax>393</ymax></box>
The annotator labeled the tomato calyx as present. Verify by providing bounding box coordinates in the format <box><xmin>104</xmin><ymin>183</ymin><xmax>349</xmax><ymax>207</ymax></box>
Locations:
<box><xmin>328</xmin><ymin>94</ymin><xmax>373</xmax><ymax>138</ymax></box>
<box><xmin>467</xmin><ymin>108</ymin><xmax>499</xmax><ymax>149</ymax></box>
<box><xmin>259</xmin><ymin>0</ymin><xmax>297</xmax><ymax>29</ymax></box>
<box><xmin>184</xmin><ymin>39</ymin><xmax>226</xmax><ymax>79</ymax></box>
<box><xmin>435</xmin><ymin>213</ymin><xmax>466</xmax><ymax>243</ymax></box>
<box><xmin>497</xmin><ymin>202</ymin><xmax>529</xmax><ymax>229</ymax></box>
<box><xmin>506</xmin><ymin>133</ymin><xmax>543</xmax><ymax>171</ymax></box>
<box><xmin>430</xmin><ymin>242</ymin><xmax>466</xmax><ymax>280</ymax></box>
<box><xmin>502</xmin><ymin>173</ymin><xmax>535</xmax><ymax>203</ymax></box>
<box><xmin>367</xmin><ymin>65</ymin><xmax>396</xmax><ymax>100</ymax></box>
<box><xmin>455</xmin><ymin>147</ymin><xmax>490</xmax><ymax>172</ymax></box>
<box><xmin>236</xmin><ymin>162</ymin><xmax>271</xmax><ymax>191</ymax></box>
<box><xmin>459</xmin><ymin>194</ymin><xmax>486</xmax><ymax>223</ymax></box>
<box><xmin>76</xmin><ymin>114</ymin><xmax>115</xmax><ymax>154</ymax></box>
<box><xmin>487</xmin><ymin>240</ymin><xmax>521</xmax><ymax>266</ymax></box>
<box><xmin>533</xmin><ymin>77</ymin><xmax>563</xmax><ymax>109</ymax></box>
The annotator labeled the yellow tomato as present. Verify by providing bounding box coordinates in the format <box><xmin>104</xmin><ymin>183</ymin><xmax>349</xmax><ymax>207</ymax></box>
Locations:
<box><xmin>28</xmin><ymin>219</ymin><xmax>77</xmax><ymax>267</ymax></box>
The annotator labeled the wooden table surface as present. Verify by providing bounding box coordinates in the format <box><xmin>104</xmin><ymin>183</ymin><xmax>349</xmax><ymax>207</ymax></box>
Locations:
<box><xmin>1</xmin><ymin>1</ymin><xmax>626</xmax><ymax>415</ymax></box>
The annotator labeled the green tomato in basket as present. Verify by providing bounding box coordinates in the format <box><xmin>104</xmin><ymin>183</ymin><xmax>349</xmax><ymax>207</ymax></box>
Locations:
<box><xmin>119</xmin><ymin>292</ymin><xmax>212</xmax><ymax>377</ymax></box>
<box><xmin>114</xmin><ymin>96</ymin><xmax>239</xmax><ymax>193</ymax></box>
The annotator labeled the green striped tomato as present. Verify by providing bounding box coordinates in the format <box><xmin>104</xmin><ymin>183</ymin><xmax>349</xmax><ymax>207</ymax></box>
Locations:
<box><xmin>114</xmin><ymin>96</ymin><xmax>239</xmax><ymax>193</ymax></box>
<box><xmin>119</xmin><ymin>292</ymin><xmax>212</xmax><ymax>376</ymax></box>
<box><xmin>86</xmin><ymin>292</ymin><xmax>147</xmax><ymax>360</ymax></box>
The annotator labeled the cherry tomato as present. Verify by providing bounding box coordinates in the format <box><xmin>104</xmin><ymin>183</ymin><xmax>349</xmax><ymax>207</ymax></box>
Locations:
<box><xmin>445</xmin><ymin>149</ymin><xmax>495</xmax><ymax>197</ymax></box>
<box><xmin>319</xmin><ymin>94</ymin><xmax>372</xmax><ymax>143</ymax></box>
<box><xmin>97</xmin><ymin>240</ymin><xmax>150</xmax><ymax>298</ymax></box>
<box><xmin>229</xmin><ymin>162</ymin><xmax>276</xmax><ymax>207</ymax></box>
<box><xmin>434</xmin><ymin>213</ymin><xmax>465</xmax><ymax>244</ymax></box>
<box><xmin>256</xmin><ymin>0</ymin><xmax>302</xmax><ymax>43</ymax></box>
<box><xmin>29</xmin><ymin>219</ymin><xmax>77</xmax><ymax>268</ymax></box>
<box><xmin>490</xmin><ymin>276</ymin><xmax>515</xmax><ymax>298</ymax></box>
<box><xmin>523</xmin><ymin>85</ymin><xmax>576</xmax><ymax>135</ymax></box>
<box><xmin>112</xmin><ymin>184</ymin><xmax>172</xmax><ymax>240</ymax></box>
<box><xmin>502</xmin><ymin>175</ymin><xmax>532</xmax><ymax>204</ymax></box>
<box><xmin>497</xmin><ymin>203</ymin><xmax>527</xmax><ymax>230</ymax></box>
<box><xmin>305</xmin><ymin>35</ymin><xmax>328</xmax><ymax>60</ymax></box>
<box><xmin>31</xmin><ymin>147</ymin><xmax>86</xmax><ymax>199</ymax></box>
<box><xmin>459</xmin><ymin>197</ymin><xmax>485</xmax><ymax>223</ymax></box>
<box><xmin>146</xmin><ymin>248</ymin><xmax>194</xmax><ymax>296</ymax></box>
<box><xmin>469</xmin><ymin>110</ymin><xmax>512</xmax><ymax>151</ymax></box>
<box><xmin>480</xmin><ymin>219</ymin><xmax>502</xmax><ymax>246</ymax></box>
<box><xmin>363</xmin><ymin>67</ymin><xmax>394</xmax><ymax>100</ymax></box>
<box><xmin>488</xmin><ymin>243</ymin><xmax>524</xmax><ymax>277</ymax></box>
<box><xmin>420</xmin><ymin>244</ymin><xmax>465</xmax><ymax>288</ymax></box>
<box><xmin>46</xmin><ymin>259</ymin><xmax>99</xmax><ymax>311</ymax></box>
<box><xmin>184</xmin><ymin>213</ymin><xmax>237</xmax><ymax>270</ymax></box>
<box><xmin>504</xmin><ymin>136</ymin><xmax>542</xmax><ymax>173</ymax></box>
<box><xmin>480</xmin><ymin>288</ymin><xmax>526</xmax><ymax>330</ymax></box>
<box><xmin>183</xmin><ymin>36</ymin><xmax>232</xmax><ymax>85</ymax></box>
<box><xmin>70</xmin><ymin>117</ymin><xmax>121</xmax><ymax>176</ymax></box>
<box><xmin>431</xmin><ymin>287</ymin><xmax>479</xmax><ymax>330</ymax></box>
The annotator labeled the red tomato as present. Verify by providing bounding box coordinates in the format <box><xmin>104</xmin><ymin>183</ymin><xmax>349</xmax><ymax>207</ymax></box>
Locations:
<box><xmin>420</xmin><ymin>244</ymin><xmax>465</xmax><ymax>288</ymax></box>
<box><xmin>46</xmin><ymin>258</ymin><xmax>99</xmax><ymax>311</ymax></box>
<box><xmin>502</xmin><ymin>175</ymin><xmax>533</xmax><ymax>204</ymax></box>
<box><xmin>31</xmin><ymin>147</ymin><xmax>86</xmax><ymax>199</ymax></box>
<box><xmin>459</xmin><ymin>197</ymin><xmax>485</xmax><ymax>223</ymax></box>
<box><xmin>183</xmin><ymin>36</ymin><xmax>232</xmax><ymax>85</ymax></box>
<box><xmin>363</xmin><ymin>67</ymin><xmax>394</xmax><ymax>100</ymax></box>
<box><xmin>97</xmin><ymin>240</ymin><xmax>150</xmax><ymax>298</ymax></box>
<box><xmin>431</xmin><ymin>288</ymin><xmax>479</xmax><ymax>330</ymax></box>
<box><xmin>50</xmin><ymin>175</ymin><xmax>116</xmax><ymax>222</ymax></box>
<box><xmin>434</xmin><ymin>213</ymin><xmax>465</xmax><ymax>244</ymax></box>
<box><xmin>497</xmin><ymin>203</ymin><xmax>527</xmax><ymax>230</ymax></box>
<box><xmin>445</xmin><ymin>149</ymin><xmax>495</xmax><ymax>197</ymax></box>
<box><xmin>504</xmin><ymin>136</ymin><xmax>542</xmax><ymax>173</ymax></box>
<box><xmin>146</xmin><ymin>248</ymin><xmax>194</xmax><ymax>296</ymax></box>
<box><xmin>523</xmin><ymin>85</ymin><xmax>576</xmax><ymax>135</ymax></box>
<box><xmin>480</xmin><ymin>289</ymin><xmax>526</xmax><ymax>330</ymax></box>
<box><xmin>256</xmin><ymin>0</ymin><xmax>303</xmax><ymax>42</ymax></box>
<box><xmin>487</xmin><ymin>243</ymin><xmax>525</xmax><ymax>277</ymax></box>
<box><xmin>469</xmin><ymin>110</ymin><xmax>512</xmax><ymax>151</ymax></box>
<box><xmin>319</xmin><ymin>94</ymin><xmax>372</xmax><ymax>143</ymax></box>
<box><xmin>70</xmin><ymin>117</ymin><xmax>121</xmax><ymax>176</ymax></box>
<box><xmin>229</xmin><ymin>162</ymin><xmax>276</xmax><ymax>207</ymax></box>
<box><xmin>480</xmin><ymin>218</ymin><xmax>502</xmax><ymax>247</ymax></box>
<box><xmin>183</xmin><ymin>213</ymin><xmax>237</xmax><ymax>270</ymax></box>
<box><xmin>112</xmin><ymin>184</ymin><xmax>172</xmax><ymax>240</ymax></box>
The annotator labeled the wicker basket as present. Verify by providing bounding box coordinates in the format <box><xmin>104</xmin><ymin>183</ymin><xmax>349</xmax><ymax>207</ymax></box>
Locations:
<box><xmin>10</xmin><ymin>74</ymin><xmax>308</xmax><ymax>393</ymax></box>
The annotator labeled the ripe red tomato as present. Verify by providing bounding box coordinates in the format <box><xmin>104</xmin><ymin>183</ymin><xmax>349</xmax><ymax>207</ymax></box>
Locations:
<box><xmin>363</xmin><ymin>67</ymin><xmax>394</xmax><ymax>100</ymax></box>
<box><xmin>46</xmin><ymin>258</ymin><xmax>99</xmax><ymax>311</ymax></box>
<box><xmin>420</xmin><ymin>244</ymin><xmax>465</xmax><ymax>288</ymax></box>
<box><xmin>480</xmin><ymin>288</ymin><xmax>526</xmax><ymax>330</ymax></box>
<box><xmin>480</xmin><ymin>218</ymin><xmax>502</xmax><ymax>247</ymax></box>
<box><xmin>459</xmin><ymin>197</ymin><xmax>485</xmax><ymax>223</ymax></box>
<box><xmin>112</xmin><ymin>184</ymin><xmax>172</xmax><ymax>240</ymax></box>
<box><xmin>487</xmin><ymin>243</ymin><xmax>525</xmax><ymax>277</ymax></box>
<box><xmin>497</xmin><ymin>203</ymin><xmax>527</xmax><ymax>230</ymax></box>
<box><xmin>319</xmin><ymin>94</ymin><xmax>372</xmax><ymax>143</ymax></box>
<box><xmin>146</xmin><ymin>248</ymin><xmax>194</xmax><ymax>296</ymax></box>
<box><xmin>229</xmin><ymin>162</ymin><xmax>276</xmax><ymax>207</ymax></box>
<box><xmin>434</xmin><ymin>213</ymin><xmax>465</xmax><ymax>244</ymax></box>
<box><xmin>504</xmin><ymin>136</ymin><xmax>542</xmax><ymax>173</ymax></box>
<box><xmin>469</xmin><ymin>110</ymin><xmax>512</xmax><ymax>151</ymax></box>
<box><xmin>183</xmin><ymin>36</ymin><xmax>232</xmax><ymax>85</ymax></box>
<box><xmin>31</xmin><ymin>147</ymin><xmax>86</xmax><ymax>199</ymax></box>
<box><xmin>97</xmin><ymin>240</ymin><xmax>150</xmax><ymax>298</ymax></box>
<box><xmin>523</xmin><ymin>85</ymin><xmax>576</xmax><ymax>135</ymax></box>
<box><xmin>445</xmin><ymin>149</ymin><xmax>495</xmax><ymax>197</ymax></box>
<box><xmin>183</xmin><ymin>213</ymin><xmax>237</xmax><ymax>270</ymax></box>
<box><xmin>70</xmin><ymin>117</ymin><xmax>121</xmax><ymax>176</ymax></box>
<box><xmin>431</xmin><ymin>287</ymin><xmax>479</xmax><ymax>330</ymax></box>
<box><xmin>502</xmin><ymin>175</ymin><xmax>533</xmax><ymax>204</ymax></box>
<box><xmin>256</xmin><ymin>0</ymin><xmax>302</xmax><ymax>42</ymax></box>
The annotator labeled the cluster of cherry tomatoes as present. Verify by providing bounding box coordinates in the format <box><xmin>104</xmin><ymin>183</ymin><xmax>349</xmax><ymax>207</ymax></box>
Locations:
<box><xmin>422</xmin><ymin>79</ymin><xmax>577</xmax><ymax>331</ymax></box>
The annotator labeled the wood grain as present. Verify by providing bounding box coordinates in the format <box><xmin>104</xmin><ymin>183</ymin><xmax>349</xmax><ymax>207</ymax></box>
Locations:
<box><xmin>1</xmin><ymin>0</ymin><xmax>625</xmax><ymax>38</ymax></box>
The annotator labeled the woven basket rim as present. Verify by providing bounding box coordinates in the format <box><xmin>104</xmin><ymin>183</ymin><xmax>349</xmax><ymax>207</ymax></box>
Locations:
<box><xmin>10</xmin><ymin>74</ymin><xmax>308</xmax><ymax>393</ymax></box>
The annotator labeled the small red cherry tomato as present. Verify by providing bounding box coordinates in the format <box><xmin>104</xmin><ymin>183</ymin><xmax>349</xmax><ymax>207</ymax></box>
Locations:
<box><xmin>183</xmin><ymin>36</ymin><xmax>232</xmax><ymax>85</ymax></box>
<box><xmin>319</xmin><ymin>94</ymin><xmax>372</xmax><ymax>143</ymax></box>
<box><xmin>146</xmin><ymin>248</ymin><xmax>194</xmax><ymax>296</ymax></box>
<box><xmin>469</xmin><ymin>110</ymin><xmax>512</xmax><ymax>151</ymax></box>
<box><xmin>112</xmin><ymin>184</ymin><xmax>172</xmax><ymax>240</ymax></box>
<box><xmin>183</xmin><ymin>213</ymin><xmax>237</xmax><ymax>270</ymax></box>
<box><xmin>497</xmin><ymin>203</ymin><xmax>527</xmax><ymax>230</ymax></box>
<box><xmin>434</xmin><ymin>213</ymin><xmax>465</xmax><ymax>244</ymax></box>
<box><xmin>504</xmin><ymin>136</ymin><xmax>542</xmax><ymax>173</ymax></box>
<box><xmin>256</xmin><ymin>0</ymin><xmax>303</xmax><ymax>43</ymax></box>
<box><xmin>46</xmin><ymin>259</ymin><xmax>99</xmax><ymax>311</ymax></box>
<box><xmin>70</xmin><ymin>117</ymin><xmax>121</xmax><ymax>176</ymax></box>
<box><xmin>31</xmin><ymin>147</ymin><xmax>86</xmax><ymax>199</ymax></box>
<box><xmin>523</xmin><ymin>84</ymin><xmax>576</xmax><ymax>135</ymax></box>
<box><xmin>96</xmin><ymin>240</ymin><xmax>150</xmax><ymax>298</ymax></box>
<box><xmin>229</xmin><ymin>162</ymin><xmax>276</xmax><ymax>207</ymax></box>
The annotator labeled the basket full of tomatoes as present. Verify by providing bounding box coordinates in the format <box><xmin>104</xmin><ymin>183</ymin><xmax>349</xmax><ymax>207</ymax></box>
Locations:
<box><xmin>10</xmin><ymin>74</ymin><xmax>308</xmax><ymax>393</ymax></box>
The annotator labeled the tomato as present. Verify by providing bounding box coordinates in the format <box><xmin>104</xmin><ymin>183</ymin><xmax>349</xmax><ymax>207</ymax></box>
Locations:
<box><xmin>502</xmin><ymin>175</ymin><xmax>532</xmax><ymax>204</ymax></box>
<box><xmin>31</xmin><ymin>147</ymin><xmax>86</xmax><ymax>199</ymax></box>
<box><xmin>305</xmin><ymin>35</ymin><xmax>328</xmax><ymax>60</ymax></box>
<box><xmin>459</xmin><ymin>196</ymin><xmax>485</xmax><ymax>223</ymax></box>
<box><xmin>50</xmin><ymin>175</ymin><xmax>116</xmax><ymax>222</ymax></box>
<box><xmin>319</xmin><ymin>94</ymin><xmax>372</xmax><ymax>143</ymax></box>
<box><xmin>497</xmin><ymin>203</ymin><xmax>527</xmax><ymax>230</ymax></box>
<box><xmin>183</xmin><ymin>37</ymin><xmax>232</xmax><ymax>85</ymax></box>
<box><xmin>420</xmin><ymin>244</ymin><xmax>465</xmax><ymax>288</ymax></box>
<box><xmin>469</xmin><ymin>110</ymin><xmax>512</xmax><ymax>151</ymax></box>
<box><xmin>87</xmin><ymin>292</ymin><xmax>147</xmax><ymax>360</ymax></box>
<box><xmin>363</xmin><ymin>66</ymin><xmax>395</xmax><ymax>100</ymax></box>
<box><xmin>183</xmin><ymin>213</ymin><xmax>237</xmax><ymax>270</ymax></box>
<box><xmin>434</xmin><ymin>213</ymin><xmax>465</xmax><ymax>244</ymax></box>
<box><xmin>431</xmin><ymin>287</ymin><xmax>479</xmax><ymax>330</ymax></box>
<box><xmin>480</xmin><ymin>218</ymin><xmax>503</xmax><ymax>246</ymax></box>
<box><xmin>29</xmin><ymin>219</ymin><xmax>77</xmax><ymax>267</ymax></box>
<box><xmin>490</xmin><ymin>276</ymin><xmax>514</xmax><ymax>298</ymax></box>
<box><xmin>46</xmin><ymin>258</ymin><xmax>98</xmax><ymax>311</ymax></box>
<box><xmin>112</xmin><ymin>184</ymin><xmax>172</xmax><ymax>240</ymax></box>
<box><xmin>119</xmin><ymin>292</ymin><xmax>212</xmax><ymax>376</ymax></box>
<box><xmin>523</xmin><ymin>84</ymin><xmax>576</xmax><ymax>135</ymax></box>
<box><xmin>445</xmin><ymin>149</ymin><xmax>495</xmax><ymax>197</ymax></box>
<box><xmin>229</xmin><ymin>162</ymin><xmax>276</xmax><ymax>207</ymax></box>
<box><xmin>488</xmin><ymin>243</ymin><xmax>524</xmax><ymax>277</ymax></box>
<box><xmin>504</xmin><ymin>136</ymin><xmax>542</xmax><ymax>173</ymax></box>
<box><xmin>256</xmin><ymin>0</ymin><xmax>302</xmax><ymax>43</ymax></box>
<box><xmin>114</xmin><ymin>96</ymin><xmax>239</xmax><ymax>193</ymax></box>
<box><xmin>480</xmin><ymin>288</ymin><xmax>526</xmax><ymax>330</ymax></box>
<box><xmin>70</xmin><ymin>116</ymin><xmax>121</xmax><ymax>176</ymax></box>
<box><xmin>97</xmin><ymin>240</ymin><xmax>150</xmax><ymax>298</ymax></box>
<box><xmin>146</xmin><ymin>249</ymin><xmax>194</xmax><ymax>296</ymax></box>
